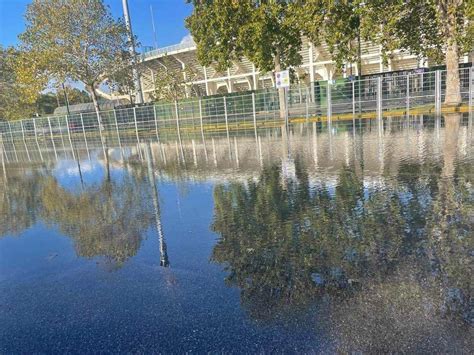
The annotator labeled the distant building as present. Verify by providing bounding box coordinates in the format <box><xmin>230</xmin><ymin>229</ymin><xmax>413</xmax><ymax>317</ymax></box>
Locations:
<box><xmin>138</xmin><ymin>36</ymin><xmax>473</xmax><ymax>102</ymax></box>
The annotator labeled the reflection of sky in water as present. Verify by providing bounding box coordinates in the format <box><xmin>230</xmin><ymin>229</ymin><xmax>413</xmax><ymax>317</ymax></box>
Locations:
<box><xmin>52</xmin><ymin>159</ymin><xmax>127</xmax><ymax>192</ymax></box>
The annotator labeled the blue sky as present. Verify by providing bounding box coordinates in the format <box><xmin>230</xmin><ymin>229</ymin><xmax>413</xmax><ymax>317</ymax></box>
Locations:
<box><xmin>0</xmin><ymin>0</ymin><xmax>193</xmax><ymax>49</ymax></box>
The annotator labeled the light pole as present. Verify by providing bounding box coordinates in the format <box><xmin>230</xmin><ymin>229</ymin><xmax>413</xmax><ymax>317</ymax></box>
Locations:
<box><xmin>122</xmin><ymin>0</ymin><xmax>144</xmax><ymax>104</ymax></box>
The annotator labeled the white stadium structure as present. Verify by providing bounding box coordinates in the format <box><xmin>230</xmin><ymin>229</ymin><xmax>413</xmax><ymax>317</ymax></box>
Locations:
<box><xmin>137</xmin><ymin>35</ymin><xmax>473</xmax><ymax>102</ymax></box>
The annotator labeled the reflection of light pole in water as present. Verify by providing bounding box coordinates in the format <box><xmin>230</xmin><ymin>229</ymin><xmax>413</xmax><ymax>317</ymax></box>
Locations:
<box><xmin>145</xmin><ymin>143</ymin><xmax>169</xmax><ymax>267</ymax></box>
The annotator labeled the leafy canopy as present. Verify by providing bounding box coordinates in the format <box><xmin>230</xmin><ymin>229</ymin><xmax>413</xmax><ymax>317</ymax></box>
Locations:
<box><xmin>18</xmin><ymin>0</ymin><xmax>134</xmax><ymax>93</ymax></box>
<box><xmin>186</xmin><ymin>0</ymin><xmax>303</xmax><ymax>72</ymax></box>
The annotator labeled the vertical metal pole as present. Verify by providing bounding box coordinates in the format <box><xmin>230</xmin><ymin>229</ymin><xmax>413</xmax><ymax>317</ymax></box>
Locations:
<box><xmin>352</xmin><ymin>80</ymin><xmax>356</xmax><ymax>117</ymax></box>
<box><xmin>1</xmin><ymin>134</ymin><xmax>9</xmax><ymax>164</ymax></box>
<box><xmin>406</xmin><ymin>74</ymin><xmax>410</xmax><ymax>117</ymax></box>
<box><xmin>113</xmin><ymin>110</ymin><xmax>123</xmax><ymax>160</ymax></box>
<box><xmin>327</xmin><ymin>82</ymin><xmax>332</xmax><ymax>126</ymax></box>
<box><xmin>252</xmin><ymin>93</ymin><xmax>258</xmax><ymax>141</ymax></box>
<box><xmin>8</xmin><ymin>122</ymin><xmax>18</xmax><ymax>162</ymax></box>
<box><xmin>305</xmin><ymin>87</ymin><xmax>309</xmax><ymax>121</ymax></box>
<box><xmin>47</xmin><ymin>117</ymin><xmax>58</xmax><ymax>161</ymax></box>
<box><xmin>32</xmin><ymin>118</ymin><xmax>43</xmax><ymax>161</ymax></box>
<box><xmin>377</xmin><ymin>76</ymin><xmax>382</xmax><ymax>120</ymax></box>
<box><xmin>469</xmin><ymin>66</ymin><xmax>473</xmax><ymax>109</ymax></box>
<box><xmin>174</xmin><ymin>101</ymin><xmax>184</xmax><ymax>161</ymax></box>
<box><xmin>80</xmin><ymin>113</ymin><xmax>90</xmax><ymax>161</ymax></box>
<box><xmin>223</xmin><ymin>96</ymin><xmax>231</xmax><ymax>153</ymax></box>
<box><xmin>153</xmin><ymin>105</ymin><xmax>160</xmax><ymax>142</ymax></box>
<box><xmin>122</xmin><ymin>0</ymin><xmax>144</xmax><ymax>104</ymax></box>
<box><xmin>20</xmin><ymin>120</ymin><xmax>31</xmax><ymax>162</ymax></box>
<box><xmin>198</xmin><ymin>99</ymin><xmax>208</xmax><ymax>161</ymax></box>
<box><xmin>64</xmin><ymin>115</ymin><xmax>76</xmax><ymax>161</ymax></box>
<box><xmin>133</xmin><ymin>107</ymin><xmax>140</xmax><ymax>144</ymax></box>
<box><xmin>435</xmin><ymin>70</ymin><xmax>441</xmax><ymax>115</ymax></box>
<box><xmin>0</xmin><ymin>134</ymin><xmax>7</xmax><ymax>181</ymax></box>
<box><xmin>57</xmin><ymin>117</ymin><xmax>67</xmax><ymax>152</ymax></box>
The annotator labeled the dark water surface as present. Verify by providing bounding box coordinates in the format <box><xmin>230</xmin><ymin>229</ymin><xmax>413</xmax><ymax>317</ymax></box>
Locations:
<box><xmin>1</xmin><ymin>115</ymin><xmax>473</xmax><ymax>353</ymax></box>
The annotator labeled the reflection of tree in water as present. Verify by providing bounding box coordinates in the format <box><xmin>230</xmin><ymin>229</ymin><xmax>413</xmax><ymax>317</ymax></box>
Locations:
<box><xmin>41</xmin><ymin>174</ymin><xmax>154</xmax><ymax>268</ymax></box>
<box><xmin>211</xmin><ymin>122</ymin><xmax>472</xmax><ymax>349</ymax></box>
<box><xmin>0</xmin><ymin>169</ymin><xmax>44</xmax><ymax>236</ymax></box>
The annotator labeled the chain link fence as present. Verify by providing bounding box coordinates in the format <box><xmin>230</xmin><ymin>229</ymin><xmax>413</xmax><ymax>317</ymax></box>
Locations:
<box><xmin>0</xmin><ymin>67</ymin><xmax>472</xmax><ymax>163</ymax></box>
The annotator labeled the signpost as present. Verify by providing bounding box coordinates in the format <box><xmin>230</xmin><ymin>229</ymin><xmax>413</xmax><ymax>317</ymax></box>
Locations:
<box><xmin>275</xmin><ymin>70</ymin><xmax>290</xmax><ymax>134</ymax></box>
<box><xmin>275</xmin><ymin>70</ymin><xmax>290</xmax><ymax>89</ymax></box>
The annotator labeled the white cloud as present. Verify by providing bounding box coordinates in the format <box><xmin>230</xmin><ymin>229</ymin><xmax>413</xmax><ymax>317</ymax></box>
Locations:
<box><xmin>179</xmin><ymin>33</ymin><xmax>195</xmax><ymax>45</ymax></box>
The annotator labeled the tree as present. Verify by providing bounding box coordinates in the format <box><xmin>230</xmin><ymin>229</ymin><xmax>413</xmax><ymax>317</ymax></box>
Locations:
<box><xmin>150</xmin><ymin>58</ymin><xmax>203</xmax><ymax>102</ymax></box>
<box><xmin>186</xmin><ymin>0</ymin><xmax>303</xmax><ymax>118</ymax></box>
<box><xmin>17</xmin><ymin>0</ymin><xmax>135</xmax><ymax>123</ymax></box>
<box><xmin>292</xmin><ymin>0</ymin><xmax>361</xmax><ymax>73</ymax></box>
<box><xmin>360</xmin><ymin>0</ymin><xmax>472</xmax><ymax>106</ymax></box>
<box><xmin>0</xmin><ymin>46</ymin><xmax>41</xmax><ymax>120</ymax></box>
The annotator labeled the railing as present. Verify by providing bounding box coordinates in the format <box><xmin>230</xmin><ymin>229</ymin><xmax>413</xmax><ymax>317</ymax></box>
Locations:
<box><xmin>141</xmin><ymin>41</ymin><xmax>196</xmax><ymax>60</ymax></box>
<box><xmin>0</xmin><ymin>67</ymin><xmax>472</xmax><ymax>164</ymax></box>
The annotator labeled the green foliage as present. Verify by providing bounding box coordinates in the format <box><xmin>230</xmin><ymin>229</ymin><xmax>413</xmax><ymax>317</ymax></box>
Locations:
<box><xmin>293</xmin><ymin>0</ymin><xmax>361</xmax><ymax>69</ymax></box>
<box><xmin>0</xmin><ymin>47</ymin><xmax>38</xmax><ymax>120</ymax></box>
<box><xmin>186</xmin><ymin>0</ymin><xmax>303</xmax><ymax>73</ymax></box>
<box><xmin>17</xmin><ymin>0</ymin><xmax>134</xmax><ymax>110</ymax></box>
<box><xmin>150</xmin><ymin>57</ymin><xmax>204</xmax><ymax>102</ymax></box>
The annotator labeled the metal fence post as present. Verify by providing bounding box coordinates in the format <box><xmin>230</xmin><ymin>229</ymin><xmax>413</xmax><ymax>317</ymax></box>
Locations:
<box><xmin>435</xmin><ymin>70</ymin><xmax>442</xmax><ymax>115</ymax></box>
<box><xmin>32</xmin><ymin>118</ymin><xmax>43</xmax><ymax>161</ymax></box>
<box><xmin>7</xmin><ymin>122</ymin><xmax>18</xmax><ymax>162</ymax></box>
<box><xmin>327</xmin><ymin>81</ymin><xmax>332</xmax><ymax>125</ymax></box>
<box><xmin>406</xmin><ymin>74</ymin><xmax>410</xmax><ymax>117</ymax></box>
<box><xmin>198</xmin><ymin>99</ymin><xmax>208</xmax><ymax>161</ymax></box>
<box><xmin>352</xmin><ymin>80</ymin><xmax>356</xmax><ymax>117</ymax></box>
<box><xmin>0</xmin><ymin>134</ymin><xmax>7</xmax><ymax>179</ymax></box>
<box><xmin>174</xmin><ymin>101</ymin><xmax>184</xmax><ymax>161</ymax></box>
<box><xmin>198</xmin><ymin>99</ymin><xmax>205</xmax><ymax>136</ymax></box>
<box><xmin>64</xmin><ymin>115</ymin><xmax>76</xmax><ymax>161</ymax></box>
<box><xmin>133</xmin><ymin>107</ymin><xmax>140</xmax><ymax>144</ymax></box>
<box><xmin>252</xmin><ymin>93</ymin><xmax>258</xmax><ymax>141</ymax></box>
<box><xmin>223</xmin><ymin>96</ymin><xmax>231</xmax><ymax>151</ymax></box>
<box><xmin>47</xmin><ymin>117</ymin><xmax>58</xmax><ymax>161</ymax></box>
<box><xmin>305</xmin><ymin>87</ymin><xmax>309</xmax><ymax>121</ymax></box>
<box><xmin>377</xmin><ymin>76</ymin><xmax>382</xmax><ymax>120</ymax></box>
<box><xmin>20</xmin><ymin>120</ymin><xmax>31</xmax><ymax>162</ymax></box>
<box><xmin>469</xmin><ymin>66</ymin><xmax>473</xmax><ymax>109</ymax></box>
<box><xmin>153</xmin><ymin>105</ymin><xmax>160</xmax><ymax>142</ymax></box>
<box><xmin>113</xmin><ymin>109</ymin><xmax>123</xmax><ymax>159</ymax></box>
<box><xmin>80</xmin><ymin>113</ymin><xmax>90</xmax><ymax>160</ymax></box>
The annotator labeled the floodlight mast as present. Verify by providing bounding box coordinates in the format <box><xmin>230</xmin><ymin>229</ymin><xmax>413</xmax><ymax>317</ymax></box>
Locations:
<box><xmin>122</xmin><ymin>0</ymin><xmax>144</xmax><ymax>104</ymax></box>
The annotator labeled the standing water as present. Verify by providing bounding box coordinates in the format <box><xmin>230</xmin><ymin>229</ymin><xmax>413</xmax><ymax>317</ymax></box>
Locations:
<box><xmin>0</xmin><ymin>114</ymin><xmax>472</xmax><ymax>353</ymax></box>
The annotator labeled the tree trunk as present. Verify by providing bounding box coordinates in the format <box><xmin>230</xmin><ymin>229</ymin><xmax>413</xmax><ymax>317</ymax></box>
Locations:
<box><xmin>274</xmin><ymin>51</ymin><xmax>287</xmax><ymax>120</ymax></box>
<box><xmin>443</xmin><ymin>1</ymin><xmax>462</xmax><ymax>106</ymax></box>
<box><xmin>87</xmin><ymin>84</ymin><xmax>102</xmax><ymax>126</ymax></box>
<box><xmin>87</xmin><ymin>84</ymin><xmax>107</xmax><ymax>155</ymax></box>
<box><xmin>444</xmin><ymin>41</ymin><xmax>461</xmax><ymax>106</ymax></box>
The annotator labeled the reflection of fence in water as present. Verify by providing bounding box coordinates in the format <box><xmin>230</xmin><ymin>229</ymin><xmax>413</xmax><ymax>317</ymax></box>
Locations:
<box><xmin>1</xmin><ymin>114</ymin><xmax>472</xmax><ymax>170</ymax></box>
